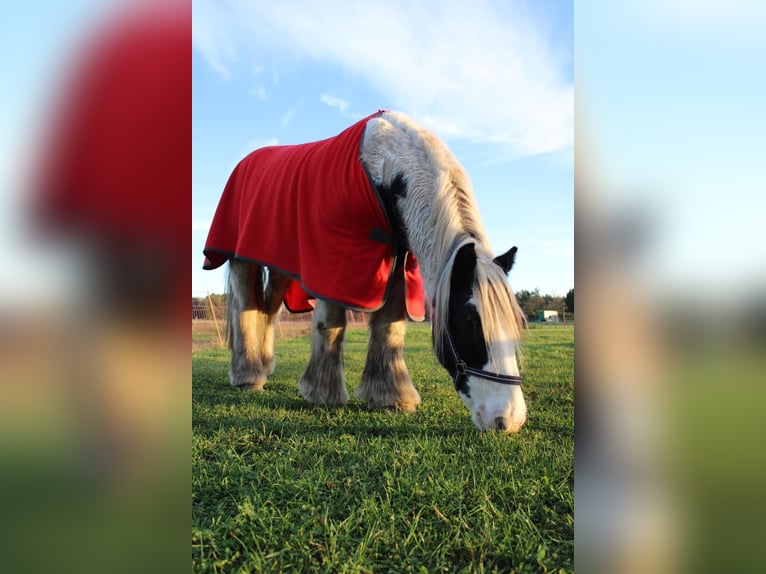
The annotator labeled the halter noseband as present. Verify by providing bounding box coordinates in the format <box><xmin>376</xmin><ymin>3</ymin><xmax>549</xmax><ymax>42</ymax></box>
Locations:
<box><xmin>443</xmin><ymin>328</ymin><xmax>523</xmax><ymax>389</ymax></box>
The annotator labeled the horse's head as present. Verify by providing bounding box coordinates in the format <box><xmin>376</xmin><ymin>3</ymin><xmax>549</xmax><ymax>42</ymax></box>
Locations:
<box><xmin>434</xmin><ymin>243</ymin><xmax>527</xmax><ymax>433</ymax></box>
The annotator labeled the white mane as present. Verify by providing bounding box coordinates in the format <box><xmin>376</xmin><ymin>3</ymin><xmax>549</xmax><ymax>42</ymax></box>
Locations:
<box><xmin>361</xmin><ymin>111</ymin><xmax>525</xmax><ymax>366</ymax></box>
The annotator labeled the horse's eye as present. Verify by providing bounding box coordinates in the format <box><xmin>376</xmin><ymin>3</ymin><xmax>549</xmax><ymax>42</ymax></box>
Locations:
<box><xmin>466</xmin><ymin>313</ymin><xmax>481</xmax><ymax>332</ymax></box>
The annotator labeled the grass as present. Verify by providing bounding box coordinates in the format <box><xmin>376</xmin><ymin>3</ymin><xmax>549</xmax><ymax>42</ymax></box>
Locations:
<box><xmin>192</xmin><ymin>323</ymin><xmax>573</xmax><ymax>573</ymax></box>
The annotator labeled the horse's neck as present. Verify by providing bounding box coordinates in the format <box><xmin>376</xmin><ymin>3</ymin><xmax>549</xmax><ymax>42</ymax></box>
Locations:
<box><xmin>405</xmin><ymin>210</ymin><xmax>484</xmax><ymax>301</ymax></box>
<box><xmin>422</xmin><ymin>237</ymin><xmax>474</xmax><ymax>300</ymax></box>
<box><xmin>369</xmin><ymin>112</ymin><xmax>488</xmax><ymax>299</ymax></box>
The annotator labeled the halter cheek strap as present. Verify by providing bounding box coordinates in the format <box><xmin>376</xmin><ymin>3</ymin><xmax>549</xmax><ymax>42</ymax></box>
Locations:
<box><xmin>444</xmin><ymin>329</ymin><xmax>523</xmax><ymax>389</ymax></box>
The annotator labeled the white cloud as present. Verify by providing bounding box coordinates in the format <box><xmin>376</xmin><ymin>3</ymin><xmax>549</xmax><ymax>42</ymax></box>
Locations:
<box><xmin>248</xmin><ymin>86</ymin><xmax>268</xmax><ymax>100</ymax></box>
<box><xmin>281</xmin><ymin>109</ymin><xmax>296</xmax><ymax>127</ymax></box>
<box><xmin>320</xmin><ymin>94</ymin><xmax>350</xmax><ymax>112</ymax></box>
<box><xmin>192</xmin><ymin>0</ymin><xmax>573</xmax><ymax>157</ymax></box>
<box><xmin>192</xmin><ymin>1</ymin><xmax>238</xmax><ymax>79</ymax></box>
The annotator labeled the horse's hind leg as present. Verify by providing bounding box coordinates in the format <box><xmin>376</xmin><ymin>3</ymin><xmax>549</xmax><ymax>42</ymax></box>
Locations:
<box><xmin>298</xmin><ymin>301</ymin><xmax>349</xmax><ymax>406</ymax></box>
<box><xmin>227</xmin><ymin>260</ymin><xmax>288</xmax><ymax>390</ymax></box>
<box><xmin>356</xmin><ymin>269</ymin><xmax>421</xmax><ymax>413</ymax></box>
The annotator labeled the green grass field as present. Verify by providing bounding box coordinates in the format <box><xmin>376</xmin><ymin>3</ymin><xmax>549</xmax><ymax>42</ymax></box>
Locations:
<box><xmin>192</xmin><ymin>323</ymin><xmax>573</xmax><ymax>573</ymax></box>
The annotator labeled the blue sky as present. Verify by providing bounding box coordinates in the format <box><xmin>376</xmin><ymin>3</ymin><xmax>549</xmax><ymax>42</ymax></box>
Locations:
<box><xmin>577</xmin><ymin>0</ymin><xmax>766</xmax><ymax>298</ymax></box>
<box><xmin>7</xmin><ymin>0</ymin><xmax>759</xmax><ymax>307</ymax></box>
<box><xmin>0</xmin><ymin>0</ymin><xmax>107</xmax><ymax>304</ymax></box>
<box><xmin>192</xmin><ymin>0</ymin><xmax>574</xmax><ymax>297</ymax></box>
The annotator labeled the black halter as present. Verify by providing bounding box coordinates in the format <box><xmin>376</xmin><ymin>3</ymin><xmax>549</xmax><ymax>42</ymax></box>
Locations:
<box><xmin>444</xmin><ymin>328</ymin><xmax>523</xmax><ymax>390</ymax></box>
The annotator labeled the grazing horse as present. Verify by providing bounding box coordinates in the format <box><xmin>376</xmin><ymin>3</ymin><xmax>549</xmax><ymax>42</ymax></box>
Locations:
<box><xmin>203</xmin><ymin>110</ymin><xmax>527</xmax><ymax>433</ymax></box>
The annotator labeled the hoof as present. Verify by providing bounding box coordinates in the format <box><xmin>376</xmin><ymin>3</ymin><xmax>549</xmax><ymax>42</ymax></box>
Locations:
<box><xmin>297</xmin><ymin>377</ymin><xmax>349</xmax><ymax>407</ymax></box>
<box><xmin>364</xmin><ymin>397</ymin><xmax>419</xmax><ymax>414</ymax></box>
<box><xmin>380</xmin><ymin>404</ymin><xmax>418</xmax><ymax>414</ymax></box>
<box><xmin>357</xmin><ymin>384</ymin><xmax>421</xmax><ymax>414</ymax></box>
<box><xmin>398</xmin><ymin>403</ymin><xmax>418</xmax><ymax>414</ymax></box>
<box><xmin>238</xmin><ymin>382</ymin><xmax>265</xmax><ymax>392</ymax></box>
<box><xmin>230</xmin><ymin>374</ymin><xmax>267</xmax><ymax>391</ymax></box>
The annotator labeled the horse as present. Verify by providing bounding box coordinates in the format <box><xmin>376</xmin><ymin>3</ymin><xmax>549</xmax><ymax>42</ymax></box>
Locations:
<box><xmin>203</xmin><ymin>110</ymin><xmax>527</xmax><ymax>433</ymax></box>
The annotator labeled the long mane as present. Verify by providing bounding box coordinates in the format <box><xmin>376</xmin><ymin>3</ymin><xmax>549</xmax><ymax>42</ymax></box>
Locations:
<box><xmin>363</xmin><ymin>111</ymin><xmax>525</xmax><ymax>366</ymax></box>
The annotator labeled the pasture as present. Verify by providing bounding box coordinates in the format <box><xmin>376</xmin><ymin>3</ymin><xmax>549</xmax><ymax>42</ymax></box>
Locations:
<box><xmin>192</xmin><ymin>323</ymin><xmax>573</xmax><ymax>573</ymax></box>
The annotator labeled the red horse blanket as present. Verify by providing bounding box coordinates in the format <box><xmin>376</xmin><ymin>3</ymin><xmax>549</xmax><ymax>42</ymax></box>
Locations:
<box><xmin>203</xmin><ymin>111</ymin><xmax>425</xmax><ymax>320</ymax></box>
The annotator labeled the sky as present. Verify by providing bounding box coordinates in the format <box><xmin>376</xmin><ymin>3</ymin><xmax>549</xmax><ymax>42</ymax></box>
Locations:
<box><xmin>2</xmin><ymin>0</ymin><xmax>760</xmax><ymax>306</ymax></box>
<box><xmin>0</xmin><ymin>0</ymin><xmax>108</xmax><ymax>305</ymax></box>
<box><xmin>577</xmin><ymin>0</ymin><xmax>766</xmax><ymax>300</ymax></box>
<box><xmin>192</xmin><ymin>0</ymin><xmax>574</xmax><ymax>297</ymax></box>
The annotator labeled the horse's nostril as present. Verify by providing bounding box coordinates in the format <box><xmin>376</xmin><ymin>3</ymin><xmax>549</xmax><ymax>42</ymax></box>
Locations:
<box><xmin>494</xmin><ymin>417</ymin><xmax>507</xmax><ymax>431</ymax></box>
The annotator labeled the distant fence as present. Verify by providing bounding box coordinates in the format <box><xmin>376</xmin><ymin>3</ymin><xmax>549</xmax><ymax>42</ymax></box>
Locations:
<box><xmin>192</xmin><ymin>296</ymin><xmax>369</xmax><ymax>349</ymax></box>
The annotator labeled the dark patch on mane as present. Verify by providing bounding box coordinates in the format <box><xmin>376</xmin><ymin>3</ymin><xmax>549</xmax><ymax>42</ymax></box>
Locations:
<box><xmin>376</xmin><ymin>173</ymin><xmax>410</xmax><ymax>256</ymax></box>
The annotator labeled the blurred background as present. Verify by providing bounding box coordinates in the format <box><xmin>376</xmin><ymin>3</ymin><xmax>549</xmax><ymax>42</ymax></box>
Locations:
<box><xmin>576</xmin><ymin>1</ymin><xmax>766</xmax><ymax>573</ymax></box>
<box><xmin>0</xmin><ymin>1</ymin><xmax>189</xmax><ymax>572</ymax></box>
<box><xmin>1</xmin><ymin>0</ymin><xmax>765</xmax><ymax>572</ymax></box>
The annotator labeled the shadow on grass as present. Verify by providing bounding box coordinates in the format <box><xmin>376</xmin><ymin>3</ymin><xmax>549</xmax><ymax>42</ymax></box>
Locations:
<box><xmin>197</xmin><ymin>392</ymin><xmax>472</xmax><ymax>440</ymax></box>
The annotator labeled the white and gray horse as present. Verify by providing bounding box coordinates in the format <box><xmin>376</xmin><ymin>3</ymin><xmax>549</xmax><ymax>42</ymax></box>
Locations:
<box><xmin>208</xmin><ymin>111</ymin><xmax>527</xmax><ymax>433</ymax></box>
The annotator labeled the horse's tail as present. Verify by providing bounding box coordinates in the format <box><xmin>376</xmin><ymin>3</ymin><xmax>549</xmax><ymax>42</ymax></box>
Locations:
<box><xmin>224</xmin><ymin>263</ymin><xmax>234</xmax><ymax>349</ymax></box>
<box><xmin>224</xmin><ymin>260</ymin><xmax>268</xmax><ymax>349</ymax></box>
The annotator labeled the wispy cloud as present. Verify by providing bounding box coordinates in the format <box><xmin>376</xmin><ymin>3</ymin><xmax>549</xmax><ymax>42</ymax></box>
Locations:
<box><xmin>192</xmin><ymin>0</ymin><xmax>573</xmax><ymax>157</ymax></box>
<box><xmin>192</xmin><ymin>1</ymin><xmax>238</xmax><ymax>79</ymax></box>
<box><xmin>281</xmin><ymin>108</ymin><xmax>296</xmax><ymax>127</ymax></box>
<box><xmin>248</xmin><ymin>86</ymin><xmax>268</xmax><ymax>100</ymax></box>
<box><xmin>320</xmin><ymin>94</ymin><xmax>350</xmax><ymax>112</ymax></box>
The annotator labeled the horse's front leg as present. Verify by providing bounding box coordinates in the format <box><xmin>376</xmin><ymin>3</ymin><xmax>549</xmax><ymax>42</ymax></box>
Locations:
<box><xmin>298</xmin><ymin>300</ymin><xmax>349</xmax><ymax>406</ymax></box>
<box><xmin>356</xmin><ymin>270</ymin><xmax>421</xmax><ymax>413</ymax></box>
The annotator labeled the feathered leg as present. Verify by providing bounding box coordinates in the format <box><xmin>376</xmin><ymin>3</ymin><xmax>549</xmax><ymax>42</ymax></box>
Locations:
<box><xmin>227</xmin><ymin>260</ymin><xmax>288</xmax><ymax>390</ymax></box>
<box><xmin>297</xmin><ymin>301</ymin><xmax>349</xmax><ymax>406</ymax></box>
<box><xmin>356</xmin><ymin>269</ymin><xmax>421</xmax><ymax>412</ymax></box>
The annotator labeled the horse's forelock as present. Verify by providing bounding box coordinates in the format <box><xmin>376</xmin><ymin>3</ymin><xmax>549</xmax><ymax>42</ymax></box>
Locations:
<box><xmin>473</xmin><ymin>254</ymin><xmax>525</xmax><ymax>370</ymax></box>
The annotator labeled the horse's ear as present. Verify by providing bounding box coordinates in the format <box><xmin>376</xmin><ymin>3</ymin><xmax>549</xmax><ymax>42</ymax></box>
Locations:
<box><xmin>451</xmin><ymin>243</ymin><xmax>477</xmax><ymax>295</ymax></box>
<box><xmin>494</xmin><ymin>246</ymin><xmax>517</xmax><ymax>274</ymax></box>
